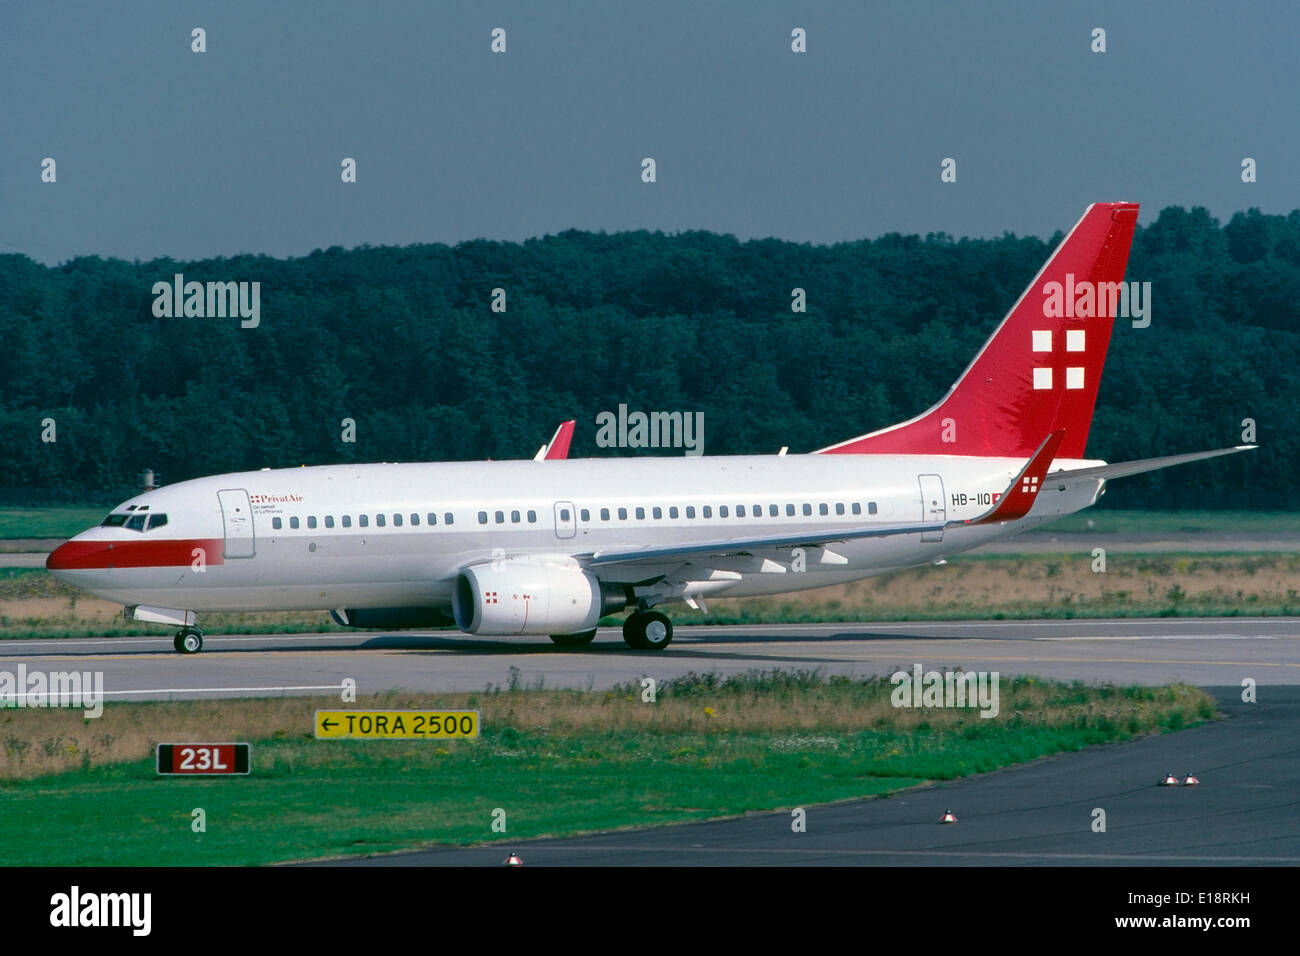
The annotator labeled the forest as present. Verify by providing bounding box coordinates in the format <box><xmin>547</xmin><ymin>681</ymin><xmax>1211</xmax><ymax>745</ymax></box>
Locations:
<box><xmin>0</xmin><ymin>204</ymin><xmax>1292</xmax><ymax>509</ymax></box>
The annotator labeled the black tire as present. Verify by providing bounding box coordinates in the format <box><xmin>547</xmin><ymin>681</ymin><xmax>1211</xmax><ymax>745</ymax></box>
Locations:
<box><xmin>175</xmin><ymin>629</ymin><xmax>203</xmax><ymax>654</ymax></box>
<box><xmin>549</xmin><ymin>629</ymin><xmax>597</xmax><ymax>647</ymax></box>
<box><xmin>639</xmin><ymin>611</ymin><xmax>673</xmax><ymax>650</ymax></box>
<box><xmin>622</xmin><ymin>611</ymin><xmax>648</xmax><ymax>649</ymax></box>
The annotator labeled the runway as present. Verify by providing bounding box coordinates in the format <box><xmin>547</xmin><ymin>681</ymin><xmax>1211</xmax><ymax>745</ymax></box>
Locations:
<box><xmin>2</xmin><ymin>618</ymin><xmax>1299</xmax><ymax>701</ymax></box>
<box><xmin>321</xmin><ymin>686</ymin><xmax>1300</xmax><ymax>867</ymax></box>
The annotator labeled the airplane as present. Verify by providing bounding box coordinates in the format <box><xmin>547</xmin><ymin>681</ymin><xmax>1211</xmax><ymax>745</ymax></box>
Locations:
<box><xmin>46</xmin><ymin>202</ymin><xmax>1254</xmax><ymax>654</ymax></box>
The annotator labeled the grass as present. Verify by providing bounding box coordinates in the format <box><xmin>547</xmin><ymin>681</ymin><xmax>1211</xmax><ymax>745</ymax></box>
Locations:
<box><xmin>0</xmin><ymin>673</ymin><xmax>1216</xmax><ymax>865</ymax></box>
<box><xmin>0</xmin><ymin>507</ymin><xmax>110</xmax><ymax>540</ymax></box>
<box><xmin>1024</xmin><ymin>509</ymin><xmax>1300</xmax><ymax>536</ymax></box>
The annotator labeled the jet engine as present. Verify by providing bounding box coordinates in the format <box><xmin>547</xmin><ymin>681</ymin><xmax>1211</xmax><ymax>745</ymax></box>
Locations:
<box><xmin>453</xmin><ymin>558</ymin><xmax>630</xmax><ymax>635</ymax></box>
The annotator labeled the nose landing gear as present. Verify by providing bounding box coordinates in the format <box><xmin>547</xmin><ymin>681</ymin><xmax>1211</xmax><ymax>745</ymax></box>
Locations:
<box><xmin>173</xmin><ymin>627</ymin><xmax>204</xmax><ymax>654</ymax></box>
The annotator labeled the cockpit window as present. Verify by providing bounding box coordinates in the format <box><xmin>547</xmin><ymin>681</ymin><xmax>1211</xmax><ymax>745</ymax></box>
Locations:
<box><xmin>125</xmin><ymin>514</ymin><xmax>147</xmax><ymax>532</ymax></box>
<box><xmin>101</xmin><ymin>513</ymin><xmax>129</xmax><ymax>527</ymax></box>
<box><xmin>147</xmin><ymin>513</ymin><xmax>168</xmax><ymax>531</ymax></box>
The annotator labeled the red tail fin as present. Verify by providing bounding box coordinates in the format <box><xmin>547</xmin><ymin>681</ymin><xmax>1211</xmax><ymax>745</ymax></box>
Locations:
<box><xmin>817</xmin><ymin>202</ymin><xmax>1140</xmax><ymax>459</ymax></box>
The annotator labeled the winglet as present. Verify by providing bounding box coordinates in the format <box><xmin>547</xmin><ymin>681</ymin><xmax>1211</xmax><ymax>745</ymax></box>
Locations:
<box><xmin>966</xmin><ymin>429</ymin><xmax>1065</xmax><ymax>524</ymax></box>
<box><xmin>538</xmin><ymin>420</ymin><xmax>576</xmax><ymax>461</ymax></box>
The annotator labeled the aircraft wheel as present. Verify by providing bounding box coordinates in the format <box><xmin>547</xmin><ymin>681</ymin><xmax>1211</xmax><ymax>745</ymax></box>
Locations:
<box><xmin>549</xmin><ymin>629</ymin><xmax>597</xmax><ymax>647</ymax></box>
<box><xmin>622</xmin><ymin>611</ymin><xmax>648</xmax><ymax>649</ymax></box>
<box><xmin>623</xmin><ymin>611</ymin><xmax>673</xmax><ymax>650</ymax></box>
<box><xmin>640</xmin><ymin>611</ymin><xmax>673</xmax><ymax>650</ymax></box>
<box><xmin>174</xmin><ymin>628</ymin><xmax>203</xmax><ymax>654</ymax></box>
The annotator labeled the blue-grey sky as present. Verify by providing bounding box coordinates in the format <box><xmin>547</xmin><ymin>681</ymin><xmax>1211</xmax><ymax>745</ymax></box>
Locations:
<box><xmin>2</xmin><ymin>0</ymin><xmax>1295</xmax><ymax>264</ymax></box>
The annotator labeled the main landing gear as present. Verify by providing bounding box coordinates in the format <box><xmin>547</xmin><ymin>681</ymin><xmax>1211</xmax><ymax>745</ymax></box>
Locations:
<box><xmin>622</xmin><ymin>610</ymin><xmax>673</xmax><ymax>650</ymax></box>
<box><xmin>173</xmin><ymin>626</ymin><xmax>204</xmax><ymax>655</ymax></box>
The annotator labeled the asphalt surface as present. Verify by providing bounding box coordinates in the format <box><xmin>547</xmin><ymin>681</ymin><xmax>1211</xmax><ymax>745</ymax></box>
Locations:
<box><xmin>317</xmin><ymin>685</ymin><xmax>1300</xmax><ymax>867</ymax></box>
<box><xmin>2</xmin><ymin>619</ymin><xmax>1298</xmax><ymax>700</ymax></box>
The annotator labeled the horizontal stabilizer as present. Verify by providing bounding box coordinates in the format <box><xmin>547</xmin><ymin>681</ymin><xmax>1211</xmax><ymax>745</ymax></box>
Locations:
<box><xmin>1051</xmin><ymin>445</ymin><xmax>1256</xmax><ymax>484</ymax></box>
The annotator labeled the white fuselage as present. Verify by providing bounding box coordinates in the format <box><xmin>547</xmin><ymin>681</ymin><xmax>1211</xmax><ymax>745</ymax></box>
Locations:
<box><xmin>49</xmin><ymin>452</ymin><xmax>1105</xmax><ymax>614</ymax></box>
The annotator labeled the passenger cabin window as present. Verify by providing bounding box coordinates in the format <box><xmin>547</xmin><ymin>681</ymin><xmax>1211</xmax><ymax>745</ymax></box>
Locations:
<box><xmin>444</xmin><ymin>513</ymin><xmax>454</xmax><ymax>525</ymax></box>
<box><xmin>427</xmin><ymin>513</ymin><xmax>437</xmax><ymax>525</ymax></box>
<box><xmin>868</xmin><ymin>501</ymin><xmax>878</xmax><ymax>515</ymax></box>
<box><xmin>600</xmin><ymin>508</ymin><xmax>610</xmax><ymax>521</ymax></box>
<box><xmin>559</xmin><ymin>508</ymin><xmax>571</xmax><ymax>522</ymax></box>
<box><xmin>511</xmin><ymin>510</ymin><xmax>521</xmax><ymax>523</ymax></box>
<box><xmin>272</xmin><ymin>517</ymin><xmax>283</xmax><ymax>530</ymax></box>
<box><xmin>836</xmin><ymin>503</ymin><xmax>845</xmax><ymax>515</ymax></box>
<box><xmin>478</xmin><ymin>511</ymin><xmax>488</xmax><ymax>525</ymax></box>
<box><xmin>736</xmin><ymin>505</ymin><xmax>745</xmax><ymax>517</ymax></box>
<box><xmin>393</xmin><ymin>514</ymin><xmax>403</xmax><ymax>527</ymax></box>
<box><xmin>686</xmin><ymin>506</ymin><xmax>696</xmax><ymax>519</ymax></box>
<box><xmin>819</xmin><ymin>504</ymin><xmax>828</xmax><ymax>516</ymax></box>
<box><xmin>786</xmin><ymin>504</ymin><xmax>795</xmax><ymax>517</ymax></box>
<box><xmin>669</xmin><ymin>506</ymin><xmax>679</xmax><ymax>519</ymax></box>
<box><xmin>307</xmin><ymin>516</ymin><xmax>317</xmax><ymax>529</ymax></box>
<box><xmin>342</xmin><ymin>515</ymin><xmax>352</xmax><ymax>528</ymax></box>
<box><xmin>769</xmin><ymin>505</ymin><xmax>779</xmax><ymax>517</ymax></box>
<box><xmin>652</xmin><ymin>507</ymin><xmax>662</xmax><ymax>519</ymax></box>
<box><xmin>851</xmin><ymin>502</ymin><xmax>862</xmax><ymax>515</ymax></box>
<box><xmin>359</xmin><ymin>515</ymin><xmax>369</xmax><ymax>528</ymax></box>
<box><xmin>580</xmin><ymin>509</ymin><xmax>590</xmax><ymax>521</ymax></box>
<box><xmin>618</xmin><ymin>507</ymin><xmax>627</xmax><ymax>520</ymax></box>
<box><xmin>324</xmin><ymin>516</ymin><xmax>335</xmax><ymax>528</ymax></box>
<box><xmin>147</xmin><ymin>513</ymin><xmax>168</xmax><ymax>531</ymax></box>
<box><xmin>410</xmin><ymin>514</ymin><xmax>419</xmax><ymax>526</ymax></box>
<box><xmin>494</xmin><ymin>511</ymin><xmax>504</xmax><ymax>524</ymax></box>
<box><xmin>702</xmin><ymin>506</ymin><xmax>712</xmax><ymax>518</ymax></box>
<box><xmin>635</xmin><ymin>507</ymin><xmax>645</xmax><ymax>520</ymax></box>
<box><xmin>527</xmin><ymin>510</ymin><xmax>537</xmax><ymax>523</ymax></box>
<box><xmin>290</xmin><ymin>517</ymin><xmax>300</xmax><ymax>529</ymax></box>
<box><xmin>802</xmin><ymin>504</ymin><xmax>812</xmax><ymax>516</ymax></box>
<box><xmin>376</xmin><ymin>514</ymin><xmax>386</xmax><ymax>527</ymax></box>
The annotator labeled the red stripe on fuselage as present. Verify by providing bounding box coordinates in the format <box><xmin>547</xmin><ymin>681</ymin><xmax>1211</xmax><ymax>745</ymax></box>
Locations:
<box><xmin>45</xmin><ymin>538</ymin><xmax>226</xmax><ymax>570</ymax></box>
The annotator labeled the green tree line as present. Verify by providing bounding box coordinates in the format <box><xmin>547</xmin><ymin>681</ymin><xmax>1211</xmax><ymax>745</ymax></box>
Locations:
<box><xmin>0</xmin><ymin>205</ymin><xmax>1290</xmax><ymax>508</ymax></box>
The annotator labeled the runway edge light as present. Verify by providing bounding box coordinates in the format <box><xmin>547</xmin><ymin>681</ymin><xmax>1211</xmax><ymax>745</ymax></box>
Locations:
<box><xmin>1182</xmin><ymin>773</ymin><xmax>1199</xmax><ymax>786</ymax></box>
<box><xmin>1161</xmin><ymin>771</ymin><xmax>1180</xmax><ymax>786</ymax></box>
<box><xmin>504</xmin><ymin>852</ymin><xmax>523</xmax><ymax>867</ymax></box>
<box><xmin>940</xmin><ymin>810</ymin><xmax>957</xmax><ymax>824</ymax></box>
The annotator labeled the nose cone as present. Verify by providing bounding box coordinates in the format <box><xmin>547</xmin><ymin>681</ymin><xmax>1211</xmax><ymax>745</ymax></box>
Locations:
<box><xmin>46</xmin><ymin>538</ymin><xmax>108</xmax><ymax>575</ymax></box>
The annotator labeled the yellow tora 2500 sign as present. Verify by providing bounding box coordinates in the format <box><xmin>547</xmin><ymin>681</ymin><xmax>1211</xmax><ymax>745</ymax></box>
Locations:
<box><xmin>314</xmin><ymin>710</ymin><xmax>479</xmax><ymax>739</ymax></box>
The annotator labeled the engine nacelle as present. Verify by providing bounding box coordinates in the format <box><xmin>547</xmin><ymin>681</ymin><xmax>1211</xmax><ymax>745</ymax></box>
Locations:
<box><xmin>453</xmin><ymin>559</ymin><xmax>629</xmax><ymax>635</ymax></box>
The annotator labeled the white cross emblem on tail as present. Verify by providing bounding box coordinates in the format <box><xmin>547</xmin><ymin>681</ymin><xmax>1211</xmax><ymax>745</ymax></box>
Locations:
<box><xmin>1022</xmin><ymin>475</ymin><xmax>1040</xmax><ymax>494</ymax></box>
<box><xmin>1032</xmin><ymin>329</ymin><xmax>1086</xmax><ymax>390</ymax></box>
